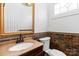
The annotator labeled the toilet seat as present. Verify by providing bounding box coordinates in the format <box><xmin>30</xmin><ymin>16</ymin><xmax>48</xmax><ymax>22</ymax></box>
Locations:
<box><xmin>45</xmin><ymin>49</ymin><xmax>66</xmax><ymax>56</ymax></box>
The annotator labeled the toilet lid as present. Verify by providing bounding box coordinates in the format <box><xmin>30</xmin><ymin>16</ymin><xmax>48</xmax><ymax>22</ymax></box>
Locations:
<box><xmin>39</xmin><ymin>37</ymin><xmax>50</xmax><ymax>41</ymax></box>
<box><xmin>46</xmin><ymin>49</ymin><xmax>66</xmax><ymax>56</ymax></box>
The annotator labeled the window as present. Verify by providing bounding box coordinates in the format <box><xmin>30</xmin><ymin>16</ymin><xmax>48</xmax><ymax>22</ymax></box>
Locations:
<box><xmin>54</xmin><ymin>1</ymin><xmax>79</xmax><ymax>15</ymax></box>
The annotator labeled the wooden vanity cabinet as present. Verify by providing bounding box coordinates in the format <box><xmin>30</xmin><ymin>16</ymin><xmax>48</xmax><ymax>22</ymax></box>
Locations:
<box><xmin>20</xmin><ymin>46</ymin><xmax>44</xmax><ymax>56</ymax></box>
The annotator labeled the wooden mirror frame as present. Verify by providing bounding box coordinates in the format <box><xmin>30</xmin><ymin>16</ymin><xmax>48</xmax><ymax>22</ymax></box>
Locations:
<box><xmin>0</xmin><ymin>3</ymin><xmax>35</xmax><ymax>36</ymax></box>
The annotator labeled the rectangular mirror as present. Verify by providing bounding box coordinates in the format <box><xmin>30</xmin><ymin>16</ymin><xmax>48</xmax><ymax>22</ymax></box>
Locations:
<box><xmin>0</xmin><ymin>3</ymin><xmax>34</xmax><ymax>35</ymax></box>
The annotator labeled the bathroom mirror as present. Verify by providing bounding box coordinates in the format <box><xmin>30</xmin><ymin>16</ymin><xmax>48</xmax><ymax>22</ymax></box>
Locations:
<box><xmin>0</xmin><ymin>3</ymin><xmax>34</xmax><ymax>35</ymax></box>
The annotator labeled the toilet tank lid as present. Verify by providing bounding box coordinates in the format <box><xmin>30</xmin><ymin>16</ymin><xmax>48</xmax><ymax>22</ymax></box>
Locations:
<box><xmin>39</xmin><ymin>37</ymin><xmax>50</xmax><ymax>41</ymax></box>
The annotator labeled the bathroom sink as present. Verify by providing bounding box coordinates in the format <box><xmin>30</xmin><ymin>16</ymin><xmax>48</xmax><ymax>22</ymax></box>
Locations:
<box><xmin>8</xmin><ymin>43</ymin><xmax>33</xmax><ymax>51</ymax></box>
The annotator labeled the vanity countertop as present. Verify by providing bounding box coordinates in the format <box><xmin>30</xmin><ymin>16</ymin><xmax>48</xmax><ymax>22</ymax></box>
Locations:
<box><xmin>0</xmin><ymin>38</ymin><xmax>43</xmax><ymax>56</ymax></box>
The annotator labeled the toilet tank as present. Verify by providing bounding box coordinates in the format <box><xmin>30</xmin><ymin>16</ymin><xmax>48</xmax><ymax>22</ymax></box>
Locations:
<box><xmin>39</xmin><ymin>37</ymin><xmax>50</xmax><ymax>51</ymax></box>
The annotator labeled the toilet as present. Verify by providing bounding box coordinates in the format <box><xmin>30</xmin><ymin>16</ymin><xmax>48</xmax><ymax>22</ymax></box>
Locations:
<box><xmin>39</xmin><ymin>37</ymin><xmax>66</xmax><ymax>56</ymax></box>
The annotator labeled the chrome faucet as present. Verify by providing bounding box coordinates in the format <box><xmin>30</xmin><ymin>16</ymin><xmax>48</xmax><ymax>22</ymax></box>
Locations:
<box><xmin>16</xmin><ymin>34</ymin><xmax>24</xmax><ymax>43</ymax></box>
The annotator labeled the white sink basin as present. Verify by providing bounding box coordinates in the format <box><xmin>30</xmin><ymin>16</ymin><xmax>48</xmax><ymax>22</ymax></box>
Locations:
<box><xmin>8</xmin><ymin>43</ymin><xmax>33</xmax><ymax>51</ymax></box>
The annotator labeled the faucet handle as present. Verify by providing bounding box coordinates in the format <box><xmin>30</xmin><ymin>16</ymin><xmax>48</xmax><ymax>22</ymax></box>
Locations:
<box><xmin>16</xmin><ymin>38</ymin><xmax>20</xmax><ymax>43</ymax></box>
<box><xmin>19</xmin><ymin>34</ymin><xmax>24</xmax><ymax>42</ymax></box>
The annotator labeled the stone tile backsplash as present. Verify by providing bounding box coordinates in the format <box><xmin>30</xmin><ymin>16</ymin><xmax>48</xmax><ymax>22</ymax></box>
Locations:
<box><xmin>0</xmin><ymin>32</ymin><xmax>49</xmax><ymax>43</ymax></box>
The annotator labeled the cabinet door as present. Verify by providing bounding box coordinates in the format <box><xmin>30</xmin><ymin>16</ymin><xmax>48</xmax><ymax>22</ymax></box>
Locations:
<box><xmin>21</xmin><ymin>46</ymin><xmax>43</xmax><ymax>56</ymax></box>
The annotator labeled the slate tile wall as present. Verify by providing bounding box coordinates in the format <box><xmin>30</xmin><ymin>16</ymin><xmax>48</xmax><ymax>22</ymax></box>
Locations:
<box><xmin>50</xmin><ymin>32</ymin><xmax>79</xmax><ymax>56</ymax></box>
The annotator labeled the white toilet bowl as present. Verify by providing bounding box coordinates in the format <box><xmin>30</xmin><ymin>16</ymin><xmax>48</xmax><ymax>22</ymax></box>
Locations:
<box><xmin>39</xmin><ymin>37</ymin><xmax>66</xmax><ymax>56</ymax></box>
<box><xmin>46</xmin><ymin>49</ymin><xmax>66</xmax><ymax>56</ymax></box>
